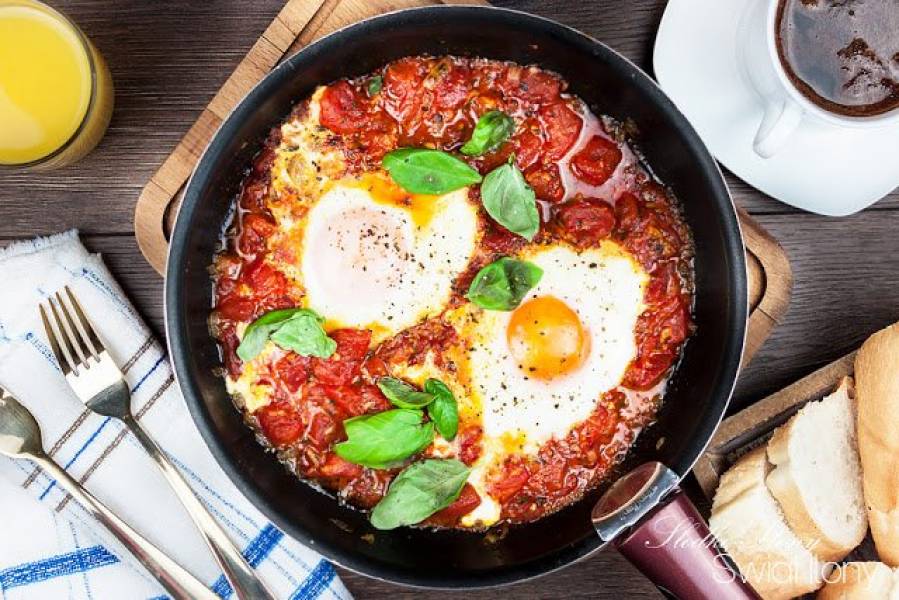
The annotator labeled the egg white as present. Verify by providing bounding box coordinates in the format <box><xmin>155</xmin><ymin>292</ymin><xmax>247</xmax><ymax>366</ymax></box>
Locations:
<box><xmin>300</xmin><ymin>182</ymin><xmax>479</xmax><ymax>342</ymax></box>
<box><xmin>468</xmin><ymin>243</ymin><xmax>647</xmax><ymax>451</ymax></box>
<box><xmin>457</xmin><ymin>243</ymin><xmax>647</xmax><ymax>526</ymax></box>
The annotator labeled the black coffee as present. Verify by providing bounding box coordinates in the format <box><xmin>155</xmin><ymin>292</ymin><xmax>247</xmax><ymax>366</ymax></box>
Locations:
<box><xmin>776</xmin><ymin>0</ymin><xmax>899</xmax><ymax>117</ymax></box>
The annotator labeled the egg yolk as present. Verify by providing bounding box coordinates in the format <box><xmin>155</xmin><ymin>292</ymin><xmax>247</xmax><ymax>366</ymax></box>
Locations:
<box><xmin>507</xmin><ymin>295</ymin><xmax>589</xmax><ymax>380</ymax></box>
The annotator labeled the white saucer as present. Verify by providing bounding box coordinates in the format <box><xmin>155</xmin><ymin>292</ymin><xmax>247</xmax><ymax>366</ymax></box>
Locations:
<box><xmin>653</xmin><ymin>0</ymin><xmax>899</xmax><ymax>216</ymax></box>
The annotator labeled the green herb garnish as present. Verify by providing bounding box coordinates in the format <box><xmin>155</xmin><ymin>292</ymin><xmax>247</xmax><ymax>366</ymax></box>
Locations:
<box><xmin>461</xmin><ymin>110</ymin><xmax>515</xmax><ymax>156</ymax></box>
<box><xmin>466</xmin><ymin>257</ymin><xmax>543</xmax><ymax>311</ymax></box>
<box><xmin>367</xmin><ymin>75</ymin><xmax>383</xmax><ymax>96</ymax></box>
<box><xmin>335</xmin><ymin>409</ymin><xmax>434</xmax><ymax>469</ymax></box>
<box><xmin>480</xmin><ymin>160</ymin><xmax>539</xmax><ymax>240</ymax></box>
<box><xmin>424</xmin><ymin>378</ymin><xmax>458</xmax><ymax>441</ymax></box>
<box><xmin>377</xmin><ymin>377</ymin><xmax>434</xmax><ymax>409</ymax></box>
<box><xmin>382</xmin><ymin>148</ymin><xmax>482</xmax><ymax>195</ymax></box>
<box><xmin>370</xmin><ymin>459</ymin><xmax>470</xmax><ymax>530</ymax></box>
<box><xmin>236</xmin><ymin>308</ymin><xmax>336</xmax><ymax>361</ymax></box>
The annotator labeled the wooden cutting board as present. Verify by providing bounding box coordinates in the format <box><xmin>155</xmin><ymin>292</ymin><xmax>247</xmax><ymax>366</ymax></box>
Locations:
<box><xmin>133</xmin><ymin>0</ymin><xmax>792</xmax><ymax>367</ymax></box>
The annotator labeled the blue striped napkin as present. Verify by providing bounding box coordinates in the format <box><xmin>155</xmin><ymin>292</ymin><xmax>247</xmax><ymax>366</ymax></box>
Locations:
<box><xmin>0</xmin><ymin>231</ymin><xmax>352</xmax><ymax>600</ymax></box>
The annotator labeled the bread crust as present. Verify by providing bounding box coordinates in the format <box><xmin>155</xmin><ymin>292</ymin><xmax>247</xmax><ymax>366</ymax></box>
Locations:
<box><xmin>711</xmin><ymin>447</ymin><xmax>828</xmax><ymax>599</ymax></box>
<box><xmin>855</xmin><ymin>323</ymin><xmax>899</xmax><ymax>566</ymax></box>
<box><xmin>817</xmin><ymin>562</ymin><xmax>894</xmax><ymax>599</ymax></box>
<box><xmin>766</xmin><ymin>377</ymin><xmax>861</xmax><ymax>562</ymax></box>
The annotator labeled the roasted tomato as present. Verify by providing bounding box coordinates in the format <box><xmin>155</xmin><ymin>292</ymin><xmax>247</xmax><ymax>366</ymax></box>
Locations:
<box><xmin>552</xmin><ymin>197</ymin><xmax>616</xmax><ymax>247</ymax></box>
<box><xmin>311</xmin><ymin>357</ymin><xmax>362</xmax><ymax>386</ymax></box>
<box><xmin>425</xmin><ymin>484</ymin><xmax>481</xmax><ymax>527</ymax></box>
<box><xmin>237</xmin><ymin>212</ymin><xmax>276</xmax><ymax>256</ymax></box>
<box><xmin>319</xmin><ymin>454</ymin><xmax>364</xmax><ymax>480</ymax></box>
<box><xmin>570</xmin><ymin>134</ymin><xmax>623</xmax><ymax>186</ymax></box>
<box><xmin>215</xmin><ymin>296</ymin><xmax>256</xmax><ymax>323</ymax></box>
<box><xmin>511</xmin><ymin>121</ymin><xmax>544</xmax><ymax>171</ymax></box>
<box><xmin>244</xmin><ymin>259</ymin><xmax>287</xmax><ymax>298</ymax></box>
<box><xmin>320</xmin><ymin>80</ymin><xmax>368</xmax><ymax>135</ymax></box>
<box><xmin>330</xmin><ymin>329</ymin><xmax>372</xmax><ymax>360</ymax></box>
<box><xmin>274</xmin><ymin>353</ymin><xmax>311</xmax><ymax>393</ymax></box>
<box><xmin>458</xmin><ymin>425</ymin><xmax>483</xmax><ymax>466</ymax></box>
<box><xmin>433</xmin><ymin>63</ymin><xmax>471</xmax><ymax>110</ymax></box>
<box><xmin>256</xmin><ymin>401</ymin><xmax>303</xmax><ymax>447</ymax></box>
<box><xmin>382</xmin><ymin>57</ymin><xmax>429</xmax><ymax>134</ymax></box>
<box><xmin>298</xmin><ymin>385</ymin><xmax>345</xmax><ymax>449</ymax></box>
<box><xmin>515</xmin><ymin>67</ymin><xmax>563</xmax><ymax>104</ymax></box>
<box><xmin>539</xmin><ymin>101</ymin><xmax>582</xmax><ymax>160</ymax></box>
<box><xmin>302</xmin><ymin>327</ymin><xmax>370</xmax><ymax>386</ymax></box>
<box><xmin>323</xmin><ymin>383</ymin><xmax>390</xmax><ymax>417</ymax></box>
<box><xmin>489</xmin><ymin>456</ymin><xmax>530</xmax><ymax>503</ymax></box>
<box><xmin>525</xmin><ymin>163</ymin><xmax>565</xmax><ymax>203</ymax></box>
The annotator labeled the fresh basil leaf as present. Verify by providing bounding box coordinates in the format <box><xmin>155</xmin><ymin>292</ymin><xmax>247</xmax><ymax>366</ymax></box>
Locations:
<box><xmin>466</xmin><ymin>257</ymin><xmax>543</xmax><ymax>311</ymax></box>
<box><xmin>367</xmin><ymin>75</ymin><xmax>383</xmax><ymax>96</ymax></box>
<box><xmin>378</xmin><ymin>377</ymin><xmax>434</xmax><ymax>409</ymax></box>
<box><xmin>236</xmin><ymin>308</ymin><xmax>328</xmax><ymax>361</ymax></box>
<box><xmin>480</xmin><ymin>162</ymin><xmax>539</xmax><ymax>240</ymax></box>
<box><xmin>461</xmin><ymin>110</ymin><xmax>515</xmax><ymax>156</ymax></box>
<box><xmin>382</xmin><ymin>148</ymin><xmax>482</xmax><ymax>195</ymax></box>
<box><xmin>335</xmin><ymin>409</ymin><xmax>434</xmax><ymax>469</ymax></box>
<box><xmin>268</xmin><ymin>310</ymin><xmax>336</xmax><ymax>358</ymax></box>
<box><xmin>370</xmin><ymin>459</ymin><xmax>470</xmax><ymax>530</ymax></box>
<box><xmin>424</xmin><ymin>378</ymin><xmax>458</xmax><ymax>441</ymax></box>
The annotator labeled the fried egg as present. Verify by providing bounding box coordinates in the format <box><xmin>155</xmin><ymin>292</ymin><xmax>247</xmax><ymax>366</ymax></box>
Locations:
<box><xmin>391</xmin><ymin>242</ymin><xmax>649</xmax><ymax>527</ymax></box>
<box><xmin>300</xmin><ymin>178</ymin><xmax>479</xmax><ymax>341</ymax></box>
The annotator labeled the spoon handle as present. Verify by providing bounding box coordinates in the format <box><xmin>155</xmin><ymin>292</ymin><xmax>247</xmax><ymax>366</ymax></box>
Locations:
<box><xmin>34</xmin><ymin>455</ymin><xmax>218</xmax><ymax>600</ymax></box>
<box><xmin>123</xmin><ymin>417</ymin><xmax>276</xmax><ymax>600</ymax></box>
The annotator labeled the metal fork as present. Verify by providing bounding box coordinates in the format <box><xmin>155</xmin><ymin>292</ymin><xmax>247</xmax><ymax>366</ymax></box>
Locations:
<box><xmin>40</xmin><ymin>287</ymin><xmax>275</xmax><ymax>600</ymax></box>
<box><xmin>0</xmin><ymin>387</ymin><xmax>217</xmax><ymax>600</ymax></box>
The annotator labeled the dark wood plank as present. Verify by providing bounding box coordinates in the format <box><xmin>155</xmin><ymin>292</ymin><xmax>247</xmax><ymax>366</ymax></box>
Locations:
<box><xmin>732</xmin><ymin>210</ymin><xmax>899</xmax><ymax>406</ymax></box>
<box><xmin>337</xmin><ymin>551</ymin><xmax>658</xmax><ymax>598</ymax></box>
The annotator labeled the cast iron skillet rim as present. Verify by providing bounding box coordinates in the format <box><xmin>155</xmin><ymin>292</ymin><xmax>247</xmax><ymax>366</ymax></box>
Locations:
<box><xmin>165</xmin><ymin>3</ymin><xmax>748</xmax><ymax>589</ymax></box>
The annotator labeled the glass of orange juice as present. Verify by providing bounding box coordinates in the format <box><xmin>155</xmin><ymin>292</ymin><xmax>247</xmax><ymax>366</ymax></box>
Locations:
<box><xmin>0</xmin><ymin>0</ymin><xmax>114</xmax><ymax>170</ymax></box>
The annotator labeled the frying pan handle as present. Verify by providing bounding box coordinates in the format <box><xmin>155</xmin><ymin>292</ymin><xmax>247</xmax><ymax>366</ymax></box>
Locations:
<box><xmin>592</xmin><ymin>462</ymin><xmax>759</xmax><ymax>599</ymax></box>
<box><xmin>613</xmin><ymin>490</ymin><xmax>760</xmax><ymax>600</ymax></box>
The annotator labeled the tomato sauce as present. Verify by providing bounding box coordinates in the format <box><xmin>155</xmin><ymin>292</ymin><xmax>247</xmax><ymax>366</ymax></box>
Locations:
<box><xmin>210</xmin><ymin>56</ymin><xmax>694</xmax><ymax>529</ymax></box>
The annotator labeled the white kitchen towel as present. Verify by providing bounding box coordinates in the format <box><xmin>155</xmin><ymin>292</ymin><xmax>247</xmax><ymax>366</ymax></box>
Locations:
<box><xmin>0</xmin><ymin>231</ymin><xmax>352</xmax><ymax>600</ymax></box>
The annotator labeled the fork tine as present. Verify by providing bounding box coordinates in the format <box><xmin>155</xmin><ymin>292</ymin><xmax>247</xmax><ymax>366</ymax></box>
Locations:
<box><xmin>40</xmin><ymin>303</ymin><xmax>76</xmax><ymax>375</ymax></box>
<box><xmin>64</xmin><ymin>287</ymin><xmax>103</xmax><ymax>359</ymax></box>
<box><xmin>51</xmin><ymin>293</ymin><xmax>92</xmax><ymax>368</ymax></box>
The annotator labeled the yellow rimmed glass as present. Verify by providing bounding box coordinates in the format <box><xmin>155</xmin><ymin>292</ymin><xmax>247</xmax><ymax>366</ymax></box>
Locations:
<box><xmin>0</xmin><ymin>0</ymin><xmax>114</xmax><ymax>170</ymax></box>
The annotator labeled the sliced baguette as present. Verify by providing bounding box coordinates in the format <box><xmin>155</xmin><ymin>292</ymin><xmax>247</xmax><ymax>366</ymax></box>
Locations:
<box><xmin>766</xmin><ymin>377</ymin><xmax>867</xmax><ymax>562</ymax></box>
<box><xmin>817</xmin><ymin>562</ymin><xmax>894</xmax><ymax>599</ymax></box>
<box><xmin>855</xmin><ymin>323</ymin><xmax>899</xmax><ymax>567</ymax></box>
<box><xmin>710</xmin><ymin>447</ymin><xmax>830</xmax><ymax>600</ymax></box>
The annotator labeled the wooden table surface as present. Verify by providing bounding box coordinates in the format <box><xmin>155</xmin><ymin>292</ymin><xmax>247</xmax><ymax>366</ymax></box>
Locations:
<box><xmin>2</xmin><ymin>0</ymin><xmax>898</xmax><ymax>597</ymax></box>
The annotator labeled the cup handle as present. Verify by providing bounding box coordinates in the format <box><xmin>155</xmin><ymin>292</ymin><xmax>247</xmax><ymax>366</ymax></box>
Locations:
<box><xmin>753</xmin><ymin>97</ymin><xmax>803</xmax><ymax>158</ymax></box>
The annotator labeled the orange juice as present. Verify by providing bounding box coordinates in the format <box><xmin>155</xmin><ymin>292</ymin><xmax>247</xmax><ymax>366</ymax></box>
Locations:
<box><xmin>0</xmin><ymin>0</ymin><xmax>113</xmax><ymax>169</ymax></box>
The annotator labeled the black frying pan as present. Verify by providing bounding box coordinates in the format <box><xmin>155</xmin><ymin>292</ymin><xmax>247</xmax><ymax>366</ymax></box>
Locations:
<box><xmin>165</xmin><ymin>5</ymin><xmax>748</xmax><ymax>591</ymax></box>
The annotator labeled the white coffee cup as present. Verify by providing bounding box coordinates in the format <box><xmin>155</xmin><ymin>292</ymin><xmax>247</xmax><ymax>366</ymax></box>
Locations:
<box><xmin>738</xmin><ymin>0</ymin><xmax>899</xmax><ymax>159</ymax></box>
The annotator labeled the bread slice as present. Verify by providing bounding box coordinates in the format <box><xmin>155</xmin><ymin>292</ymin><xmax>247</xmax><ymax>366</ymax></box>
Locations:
<box><xmin>817</xmin><ymin>562</ymin><xmax>895</xmax><ymax>599</ymax></box>
<box><xmin>855</xmin><ymin>323</ymin><xmax>899</xmax><ymax>567</ymax></box>
<box><xmin>710</xmin><ymin>447</ymin><xmax>830</xmax><ymax>599</ymax></box>
<box><xmin>766</xmin><ymin>377</ymin><xmax>867</xmax><ymax>562</ymax></box>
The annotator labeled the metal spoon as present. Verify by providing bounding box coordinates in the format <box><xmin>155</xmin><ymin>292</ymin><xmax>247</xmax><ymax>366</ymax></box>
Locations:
<box><xmin>0</xmin><ymin>386</ymin><xmax>217</xmax><ymax>600</ymax></box>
